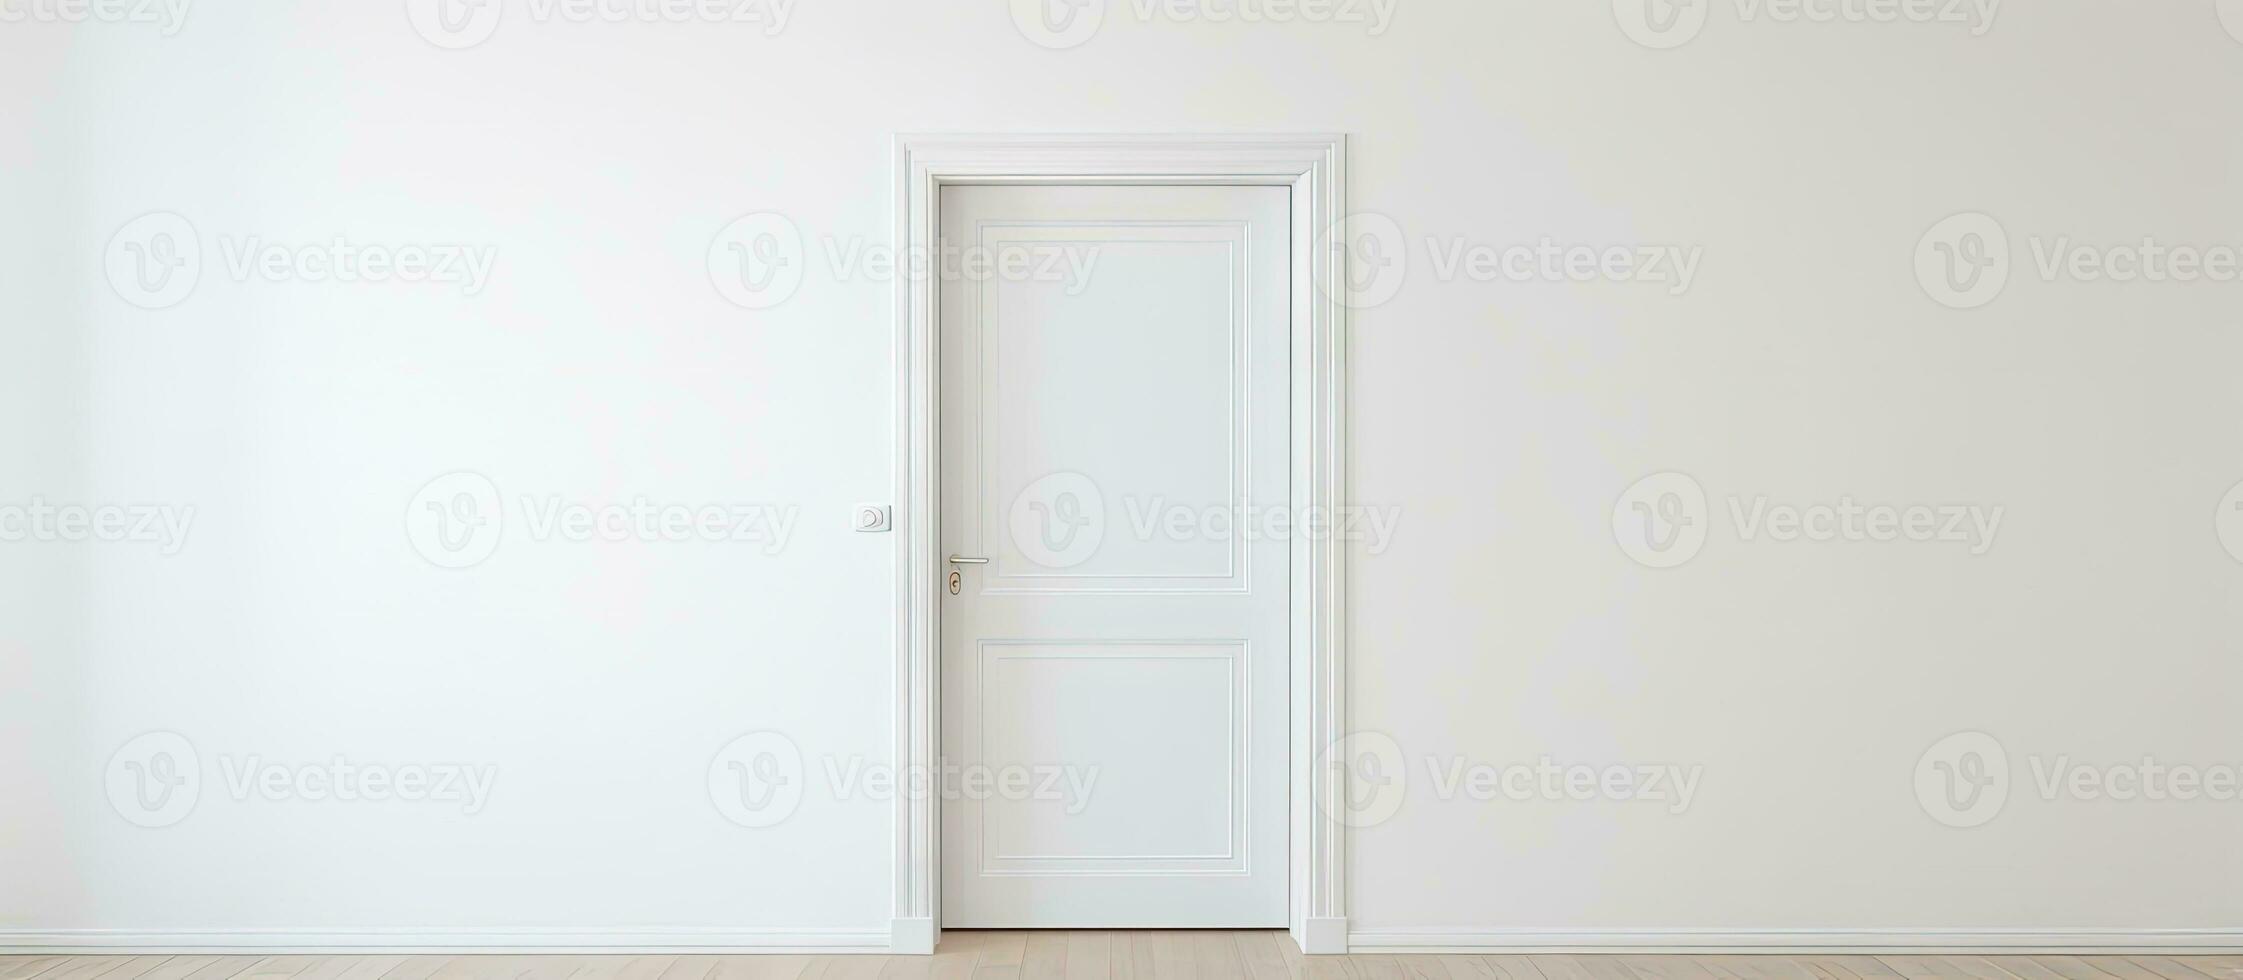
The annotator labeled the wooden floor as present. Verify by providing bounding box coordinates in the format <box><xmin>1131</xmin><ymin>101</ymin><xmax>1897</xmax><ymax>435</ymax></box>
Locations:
<box><xmin>7</xmin><ymin>934</ymin><xmax>2243</xmax><ymax>980</ymax></box>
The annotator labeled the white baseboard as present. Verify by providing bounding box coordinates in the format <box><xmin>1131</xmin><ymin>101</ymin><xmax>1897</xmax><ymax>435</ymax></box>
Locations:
<box><xmin>890</xmin><ymin>918</ymin><xmax>936</xmax><ymax>955</ymax></box>
<box><xmin>0</xmin><ymin>928</ymin><xmax>893</xmax><ymax>954</ymax></box>
<box><xmin>1298</xmin><ymin>917</ymin><xmax>1349</xmax><ymax>955</ymax></box>
<box><xmin>1346</xmin><ymin>929</ymin><xmax>2243</xmax><ymax>954</ymax></box>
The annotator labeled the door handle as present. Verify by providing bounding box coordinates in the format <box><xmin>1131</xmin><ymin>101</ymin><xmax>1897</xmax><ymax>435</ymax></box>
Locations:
<box><xmin>947</xmin><ymin>555</ymin><xmax>990</xmax><ymax>564</ymax></box>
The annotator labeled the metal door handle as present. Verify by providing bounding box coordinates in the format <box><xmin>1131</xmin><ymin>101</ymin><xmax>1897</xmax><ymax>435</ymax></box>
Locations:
<box><xmin>947</xmin><ymin>555</ymin><xmax>990</xmax><ymax>564</ymax></box>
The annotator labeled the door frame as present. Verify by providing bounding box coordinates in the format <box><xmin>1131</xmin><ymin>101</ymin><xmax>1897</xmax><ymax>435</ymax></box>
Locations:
<box><xmin>890</xmin><ymin>133</ymin><xmax>1350</xmax><ymax>956</ymax></box>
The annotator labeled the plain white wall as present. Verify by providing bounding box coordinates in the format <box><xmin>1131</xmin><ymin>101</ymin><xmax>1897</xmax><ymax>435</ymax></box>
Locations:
<box><xmin>5</xmin><ymin>0</ymin><xmax>2243</xmax><ymax>942</ymax></box>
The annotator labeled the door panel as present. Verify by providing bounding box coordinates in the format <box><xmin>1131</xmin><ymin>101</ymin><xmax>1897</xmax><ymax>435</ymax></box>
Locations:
<box><xmin>939</xmin><ymin>184</ymin><xmax>1290</xmax><ymax>927</ymax></box>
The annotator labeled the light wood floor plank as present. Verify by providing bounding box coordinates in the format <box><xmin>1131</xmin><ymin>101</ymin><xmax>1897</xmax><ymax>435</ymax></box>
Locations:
<box><xmin>713</xmin><ymin>955</ymin><xmax>813</xmax><ymax>980</ymax></box>
<box><xmin>138</xmin><ymin>959</ymin><xmax>238</xmax><ymax>980</ymax></box>
<box><xmin>896</xmin><ymin>929</ymin><xmax>979</xmax><ymax>980</ymax></box>
<box><xmin>1236</xmin><ymin>933</ymin><xmax>1295</xmax><ymax>980</ymax></box>
<box><xmin>1018</xmin><ymin>933</ymin><xmax>1067</xmax><ymax>980</ymax></box>
<box><xmin>1064</xmin><ymin>932</ymin><xmax>1111</xmax><ymax>980</ymax></box>
<box><xmin>1880</xmin><ymin>955</ymin><xmax>2021</xmax><ymax>980</ymax></box>
<box><xmin>1114</xmin><ymin>931</ymin><xmax>1159</xmax><ymax>980</ymax></box>
<box><xmin>1790</xmin><ymin>958</ymin><xmax>1905</xmax><ymax>980</ymax></box>
<box><xmin>1622</xmin><ymin>955</ymin><xmax>1721</xmax><ymax>980</ymax></box>
<box><xmin>1981</xmin><ymin>957</ymin><xmax>2081</xmax><ymax>980</ymax></box>
<box><xmin>237</xmin><ymin>957</ymin><xmax>325</xmax><ymax>980</ymax></box>
<box><xmin>1146</xmin><ymin>934</ymin><xmax>1196</xmax><ymax>980</ymax></box>
<box><xmin>170</xmin><ymin>957</ymin><xmax>269</xmax><ymax>980</ymax></box>
<box><xmin>2125</xmin><ymin>959</ymin><xmax>2219</xmax><ymax>980</ymax></box>
<box><xmin>21</xmin><ymin>944</ymin><xmax>2243</xmax><ymax>980</ymax></box>
<box><xmin>2073</xmin><ymin>960</ymin><xmax>2169</xmax><ymax>980</ymax></box>
<box><xmin>1475</xmin><ymin>958</ymin><xmax>1547</xmax><ymax>980</ymax></box>
<box><xmin>0</xmin><ymin>959</ymin><xmax>71</xmax><ymax>980</ymax></box>
<box><xmin>969</xmin><ymin>931</ymin><xmax>1027</xmax><ymax>980</ymax></box>
<box><xmin>41</xmin><ymin>959</ymin><xmax>139</xmax><ymax>980</ymax></box>
<box><xmin>1193</xmin><ymin>934</ymin><xmax>1245</xmax><ymax>980</ymax></box>
<box><xmin>1524</xmin><ymin>958</ymin><xmax>1631</xmax><ymax>980</ymax></box>
<box><xmin>89</xmin><ymin>958</ymin><xmax>177</xmax><ymax>980</ymax></box>
<box><xmin>1346</xmin><ymin>956</ymin><xmax>1403</xmax><ymax>980</ymax></box>
<box><xmin>1686</xmin><ymin>956</ymin><xmax>1820</xmax><ymax>980</ymax></box>
<box><xmin>1392</xmin><ymin>957</ymin><xmax>1448</xmax><ymax>980</ymax></box>
<box><xmin>804</xmin><ymin>955</ymin><xmax>887</xmax><ymax>980</ymax></box>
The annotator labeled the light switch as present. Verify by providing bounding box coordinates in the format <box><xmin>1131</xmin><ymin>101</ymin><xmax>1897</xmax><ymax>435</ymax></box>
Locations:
<box><xmin>854</xmin><ymin>504</ymin><xmax>892</xmax><ymax>532</ymax></box>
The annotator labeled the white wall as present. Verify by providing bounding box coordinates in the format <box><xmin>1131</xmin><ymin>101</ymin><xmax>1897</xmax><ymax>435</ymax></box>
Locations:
<box><xmin>5</xmin><ymin>0</ymin><xmax>2243</xmax><ymax>946</ymax></box>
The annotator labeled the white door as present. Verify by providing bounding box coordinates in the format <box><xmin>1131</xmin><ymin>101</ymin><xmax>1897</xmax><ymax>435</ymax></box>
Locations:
<box><xmin>938</xmin><ymin>183</ymin><xmax>1291</xmax><ymax>928</ymax></box>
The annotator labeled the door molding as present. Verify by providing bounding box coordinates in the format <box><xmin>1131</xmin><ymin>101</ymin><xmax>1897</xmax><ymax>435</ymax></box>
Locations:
<box><xmin>890</xmin><ymin>133</ymin><xmax>1349</xmax><ymax>956</ymax></box>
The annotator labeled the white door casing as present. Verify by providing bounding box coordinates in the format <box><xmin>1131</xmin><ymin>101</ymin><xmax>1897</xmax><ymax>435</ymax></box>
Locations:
<box><xmin>938</xmin><ymin>184</ymin><xmax>1291</xmax><ymax>927</ymax></box>
<box><xmin>891</xmin><ymin>134</ymin><xmax>1348</xmax><ymax>954</ymax></box>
